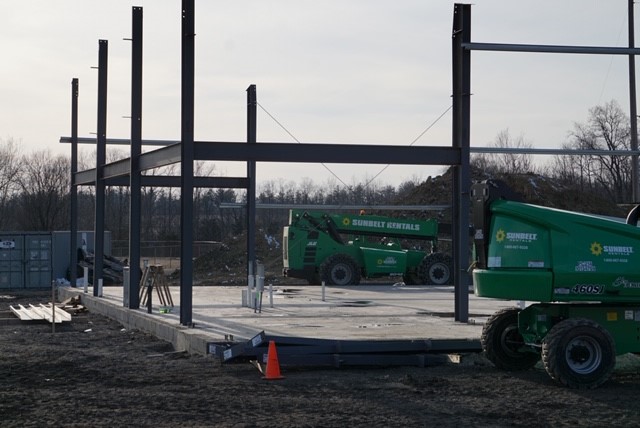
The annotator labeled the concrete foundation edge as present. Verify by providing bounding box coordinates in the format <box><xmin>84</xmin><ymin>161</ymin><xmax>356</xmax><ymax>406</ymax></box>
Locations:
<box><xmin>59</xmin><ymin>287</ymin><xmax>211</xmax><ymax>356</ymax></box>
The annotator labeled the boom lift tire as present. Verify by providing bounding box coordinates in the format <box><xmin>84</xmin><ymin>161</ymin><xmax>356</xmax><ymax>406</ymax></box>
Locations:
<box><xmin>481</xmin><ymin>308</ymin><xmax>540</xmax><ymax>371</ymax></box>
<box><xmin>418</xmin><ymin>253</ymin><xmax>453</xmax><ymax>285</ymax></box>
<box><xmin>542</xmin><ymin>318</ymin><xmax>616</xmax><ymax>389</ymax></box>
<box><xmin>320</xmin><ymin>254</ymin><xmax>361</xmax><ymax>286</ymax></box>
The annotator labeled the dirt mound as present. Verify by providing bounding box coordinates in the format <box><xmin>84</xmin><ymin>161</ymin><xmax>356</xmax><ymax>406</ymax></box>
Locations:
<box><xmin>174</xmin><ymin>232</ymin><xmax>286</xmax><ymax>286</ymax></box>
<box><xmin>401</xmin><ymin>166</ymin><xmax>626</xmax><ymax>218</ymax></box>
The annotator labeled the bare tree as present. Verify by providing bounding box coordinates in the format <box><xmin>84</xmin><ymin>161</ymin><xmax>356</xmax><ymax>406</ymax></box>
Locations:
<box><xmin>471</xmin><ymin>129</ymin><xmax>534</xmax><ymax>175</ymax></box>
<box><xmin>0</xmin><ymin>138</ymin><xmax>22</xmax><ymax>228</ymax></box>
<box><xmin>105</xmin><ymin>185</ymin><xmax>130</xmax><ymax>241</ymax></box>
<box><xmin>17</xmin><ymin>150</ymin><xmax>70</xmax><ymax>231</ymax></box>
<box><xmin>103</xmin><ymin>148</ymin><xmax>132</xmax><ymax>240</ymax></box>
<box><xmin>561</xmin><ymin>100</ymin><xmax>631</xmax><ymax>202</ymax></box>
<box><xmin>193</xmin><ymin>161</ymin><xmax>218</xmax><ymax>239</ymax></box>
<box><xmin>547</xmin><ymin>141</ymin><xmax>597</xmax><ymax>192</ymax></box>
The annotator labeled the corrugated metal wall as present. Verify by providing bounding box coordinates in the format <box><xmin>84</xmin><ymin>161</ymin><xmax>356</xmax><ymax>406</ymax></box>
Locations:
<box><xmin>0</xmin><ymin>233</ymin><xmax>51</xmax><ymax>289</ymax></box>
<box><xmin>25</xmin><ymin>234</ymin><xmax>52</xmax><ymax>287</ymax></box>
<box><xmin>0</xmin><ymin>231</ymin><xmax>112</xmax><ymax>289</ymax></box>
<box><xmin>0</xmin><ymin>234</ymin><xmax>26</xmax><ymax>288</ymax></box>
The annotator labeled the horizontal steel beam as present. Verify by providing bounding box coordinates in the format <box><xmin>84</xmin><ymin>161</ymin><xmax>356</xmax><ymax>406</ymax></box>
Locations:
<box><xmin>74</xmin><ymin>141</ymin><xmax>459</xmax><ymax>186</ymax></box>
<box><xmin>74</xmin><ymin>169</ymin><xmax>96</xmax><ymax>185</ymax></box>
<box><xmin>62</xmin><ymin>136</ymin><xmax>640</xmax><ymax>158</ymax></box>
<box><xmin>210</xmin><ymin>331</ymin><xmax>482</xmax><ymax>366</ymax></box>
<box><xmin>139</xmin><ymin>143</ymin><xmax>182</xmax><ymax>170</ymax></box>
<box><xmin>76</xmin><ymin>175</ymin><xmax>248</xmax><ymax>188</ymax></box>
<box><xmin>103</xmin><ymin>158</ymin><xmax>131</xmax><ymax>179</ymax></box>
<box><xmin>60</xmin><ymin>136</ymin><xmax>179</xmax><ymax>146</ymax></box>
<box><xmin>194</xmin><ymin>141</ymin><xmax>460</xmax><ymax>165</ymax></box>
<box><xmin>471</xmin><ymin>147</ymin><xmax>640</xmax><ymax>156</ymax></box>
<box><xmin>218</xmin><ymin>203</ymin><xmax>450</xmax><ymax>211</ymax></box>
<box><xmin>72</xmin><ymin>141</ymin><xmax>637</xmax><ymax>186</ymax></box>
<box><xmin>272</xmin><ymin>353</ymin><xmax>448</xmax><ymax>368</ymax></box>
<box><xmin>74</xmin><ymin>143</ymin><xmax>184</xmax><ymax>184</ymax></box>
<box><xmin>463</xmin><ymin>42</ymin><xmax>640</xmax><ymax>55</ymax></box>
<box><xmin>62</xmin><ymin>138</ymin><xmax>460</xmax><ymax>166</ymax></box>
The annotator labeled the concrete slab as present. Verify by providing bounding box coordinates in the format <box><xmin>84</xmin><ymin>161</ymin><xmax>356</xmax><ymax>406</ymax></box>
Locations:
<box><xmin>59</xmin><ymin>284</ymin><xmax>518</xmax><ymax>356</ymax></box>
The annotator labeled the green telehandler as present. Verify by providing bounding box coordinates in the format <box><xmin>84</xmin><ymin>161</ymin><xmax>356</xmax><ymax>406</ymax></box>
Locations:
<box><xmin>282</xmin><ymin>209</ymin><xmax>452</xmax><ymax>286</ymax></box>
<box><xmin>472</xmin><ymin>179</ymin><xmax>640</xmax><ymax>388</ymax></box>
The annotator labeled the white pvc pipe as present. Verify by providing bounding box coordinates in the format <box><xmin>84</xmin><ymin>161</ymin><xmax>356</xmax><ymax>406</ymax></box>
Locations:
<box><xmin>269</xmin><ymin>283</ymin><xmax>273</xmax><ymax>308</ymax></box>
<box><xmin>247</xmin><ymin>262</ymin><xmax>254</xmax><ymax>309</ymax></box>
<box><xmin>255</xmin><ymin>264</ymin><xmax>265</xmax><ymax>312</ymax></box>
<box><xmin>256</xmin><ymin>264</ymin><xmax>265</xmax><ymax>292</ymax></box>
<box><xmin>83</xmin><ymin>267</ymin><xmax>89</xmax><ymax>293</ymax></box>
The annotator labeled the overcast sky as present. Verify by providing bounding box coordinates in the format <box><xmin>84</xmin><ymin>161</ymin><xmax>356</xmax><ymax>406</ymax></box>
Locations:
<box><xmin>0</xmin><ymin>1</ymin><xmax>635</xmax><ymax>187</ymax></box>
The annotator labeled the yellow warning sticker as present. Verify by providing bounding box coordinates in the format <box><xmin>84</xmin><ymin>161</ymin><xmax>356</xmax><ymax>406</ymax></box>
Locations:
<box><xmin>607</xmin><ymin>312</ymin><xmax>618</xmax><ymax>321</ymax></box>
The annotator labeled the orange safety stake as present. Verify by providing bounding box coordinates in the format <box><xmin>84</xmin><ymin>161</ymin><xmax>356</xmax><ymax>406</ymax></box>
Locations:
<box><xmin>263</xmin><ymin>340</ymin><xmax>285</xmax><ymax>380</ymax></box>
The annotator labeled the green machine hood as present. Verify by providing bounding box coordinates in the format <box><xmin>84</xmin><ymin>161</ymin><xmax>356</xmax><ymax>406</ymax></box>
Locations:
<box><xmin>472</xmin><ymin>180</ymin><xmax>640</xmax><ymax>303</ymax></box>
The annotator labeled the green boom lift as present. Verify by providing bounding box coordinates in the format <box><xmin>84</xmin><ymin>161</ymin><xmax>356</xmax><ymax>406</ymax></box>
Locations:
<box><xmin>472</xmin><ymin>180</ymin><xmax>640</xmax><ymax>388</ymax></box>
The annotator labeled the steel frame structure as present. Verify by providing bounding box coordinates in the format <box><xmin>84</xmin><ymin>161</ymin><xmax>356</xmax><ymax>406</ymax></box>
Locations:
<box><xmin>64</xmin><ymin>3</ymin><xmax>640</xmax><ymax>328</ymax></box>
<box><xmin>65</xmin><ymin>2</ymin><xmax>468</xmax><ymax>325</ymax></box>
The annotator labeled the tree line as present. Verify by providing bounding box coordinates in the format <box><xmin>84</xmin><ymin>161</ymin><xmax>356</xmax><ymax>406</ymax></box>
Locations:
<box><xmin>473</xmin><ymin>100</ymin><xmax>635</xmax><ymax>204</ymax></box>
<box><xmin>0</xmin><ymin>139</ymin><xmax>420</xmax><ymax>242</ymax></box>
<box><xmin>1</xmin><ymin>99</ymin><xmax>636</xmax><ymax>244</ymax></box>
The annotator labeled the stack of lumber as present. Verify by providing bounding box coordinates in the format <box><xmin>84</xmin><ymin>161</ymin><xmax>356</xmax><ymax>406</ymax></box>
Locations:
<box><xmin>9</xmin><ymin>296</ymin><xmax>85</xmax><ymax>323</ymax></box>
<box><xmin>10</xmin><ymin>303</ymin><xmax>72</xmax><ymax>323</ymax></box>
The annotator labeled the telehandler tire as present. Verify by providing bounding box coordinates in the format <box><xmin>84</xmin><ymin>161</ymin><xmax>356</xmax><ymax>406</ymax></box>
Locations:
<box><xmin>542</xmin><ymin>318</ymin><xmax>616</xmax><ymax>389</ymax></box>
<box><xmin>418</xmin><ymin>253</ymin><xmax>453</xmax><ymax>285</ymax></box>
<box><xmin>306</xmin><ymin>274</ymin><xmax>321</xmax><ymax>285</ymax></box>
<box><xmin>402</xmin><ymin>272</ymin><xmax>420</xmax><ymax>285</ymax></box>
<box><xmin>481</xmin><ymin>308</ymin><xmax>540</xmax><ymax>371</ymax></box>
<box><xmin>320</xmin><ymin>254</ymin><xmax>361</xmax><ymax>286</ymax></box>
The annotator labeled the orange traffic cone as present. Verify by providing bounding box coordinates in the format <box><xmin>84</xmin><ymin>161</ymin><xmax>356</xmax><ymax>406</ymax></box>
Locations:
<box><xmin>263</xmin><ymin>340</ymin><xmax>284</xmax><ymax>380</ymax></box>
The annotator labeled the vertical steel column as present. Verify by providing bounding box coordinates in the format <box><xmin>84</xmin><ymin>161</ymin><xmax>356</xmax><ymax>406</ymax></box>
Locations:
<box><xmin>180</xmin><ymin>0</ymin><xmax>195</xmax><ymax>325</ymax></box>
<box><xmin>629</xmin><ymin>0</ymin><xmax>639</xmax><ymax>203</ymax></box>
<box><xmin>247</xmin><ymin>85</ymin><xmax>257</xmax><ymax>277</ymax></box>
<box><xmin>70</xmin><ymin>78</ymin><xmax>79</xmax><ymax>288</ymax></box>
<box><xmin>128</xmin><ymin>6</ymin><xmax>143</xmax><ymax>308</ymax></box>
<box><xmin>94</xmin><ymin>40</ymin><xmax>108</xmax><ymax>297</ymax></box>
<box><xmin>451</xmin><ymin>4</ymin><xmax>471</xmax><ymax>322</ymax></box>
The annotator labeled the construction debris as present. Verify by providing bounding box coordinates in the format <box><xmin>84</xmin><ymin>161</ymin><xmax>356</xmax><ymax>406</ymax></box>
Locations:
<box><xmin>77</xmin><ymin>248</ymin><xmax>126</xmax><ymax>284</ymax></box>
<box><xmin>59</xmin><ymin>296</ymin><xmax>88</xmax><ymax>315</ymax></box>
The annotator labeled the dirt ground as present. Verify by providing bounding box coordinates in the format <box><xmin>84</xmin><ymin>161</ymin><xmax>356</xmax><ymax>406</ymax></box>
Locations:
<box><xmin>2</xmin><ymin>290</ymin><xmax>640</xmax><ymax>427</ymax></box>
